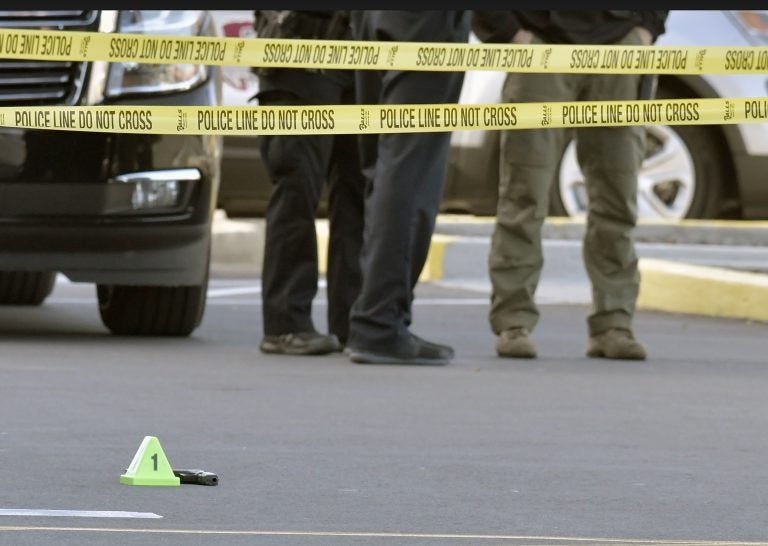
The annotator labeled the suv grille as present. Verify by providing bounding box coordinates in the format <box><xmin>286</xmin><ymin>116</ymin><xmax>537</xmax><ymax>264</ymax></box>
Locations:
<box><xmin>0</xmin><ymin>10</ymin><xmax>99</xmax><ymax>106</ymax></box>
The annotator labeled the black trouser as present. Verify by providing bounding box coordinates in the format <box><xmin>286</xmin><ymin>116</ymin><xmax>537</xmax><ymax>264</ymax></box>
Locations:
<box><xmin>259</xmin><ymin>73</ymin><xmax>364</xmax><ymax>343</ymax></box>
<box><xmin>347</xmin><ymin>11</ymin><xmax>469</xmax><ymax>350</ymax></box>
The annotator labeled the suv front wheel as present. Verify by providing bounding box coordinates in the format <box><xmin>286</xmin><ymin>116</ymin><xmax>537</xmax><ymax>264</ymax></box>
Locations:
<box><xmin>97</xmin><ymin>282</ymin><xmax>208</xmax><ymax>337</ymax></box>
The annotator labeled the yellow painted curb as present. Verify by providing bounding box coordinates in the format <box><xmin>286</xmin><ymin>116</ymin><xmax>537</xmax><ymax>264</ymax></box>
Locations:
<box><xmin>437</xmin><ymin>214</ymin><xmax>768</xmax><ymax>230</ymax></box>
<box><xmin>316</xmin><ymin>227</ymin><xmax>453</xmax><ymax>282</ymax></box>
<box><xmin>316</xmin><ymin>221</ymin><xmax>330</xmax><ymax>275</ymax></box>
<box><xmin>638</xmin><ymin>258</ymin><xmax>768</xmax><ymax>323</ymax></box>
<box><xmin>554</xmin><ymin>217</ymin><xmax>768</xmax><ymax>229</ymax></box>
<box><xmin>418</xmin><ymin>234</ymin><xmax>454</xmax><ymax>282</ymax></box>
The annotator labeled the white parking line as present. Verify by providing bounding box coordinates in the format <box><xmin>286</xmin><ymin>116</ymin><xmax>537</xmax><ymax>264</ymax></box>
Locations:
<box><xmin>41</xmin><ymin>298</ymin><xmax>94</xmax><ymax>305</ymax></box>
<box><xmin>0</xmin><ymin>509</ymin><xmax>161</xmax><ymax>519</ymax></box>
<box><xmin>0</xmin><ymin>526</ymin><xmax>763</xmax><ymax>545</ymax></box>
<box><xmin>206</xmin><ymin>286</ymin><xmax>262</xmax><ymax>298</ymax></box>
<box><xmin>200</xmin><ymin>298</ymin><xmax>489</xmax><ymax>306</ymax></box>
<box><xmin>46</xmin><ymin>278</ymin><xmax>492</xmax><ymax>306</ymax></box>
<box><xmin>43</xmin><ymin>296</ymin><xmax>489</xmax><ymax>306</ymax></box>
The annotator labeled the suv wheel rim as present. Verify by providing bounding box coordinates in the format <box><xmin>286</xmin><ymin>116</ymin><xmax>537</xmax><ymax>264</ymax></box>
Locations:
<box><xmin>558</xmin><ymin>125</ymin><xmax>696</xmax><ymax>220</ymax></box>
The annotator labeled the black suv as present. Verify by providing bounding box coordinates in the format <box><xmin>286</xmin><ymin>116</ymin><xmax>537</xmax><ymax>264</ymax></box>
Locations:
<box><xmin>0</xmin><ymin>10</ymin><xmax>221</xmax><ymax>336</ymax></box>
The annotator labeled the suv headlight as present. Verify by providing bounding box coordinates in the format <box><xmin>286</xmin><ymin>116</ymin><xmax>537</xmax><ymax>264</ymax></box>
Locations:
<box><xmin>106</xmin><ymin>10</ymin><xmax>207</xmax><ymax>98</ymax></box>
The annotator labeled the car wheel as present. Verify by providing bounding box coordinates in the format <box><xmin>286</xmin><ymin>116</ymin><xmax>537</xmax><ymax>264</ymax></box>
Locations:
<box><xmin>97</xmin><ymin>243</ymin><xmax>210</xmax><ymax>337</ymax></box>
<box><xmin>97</xmin><ymin>282</ymin><xmax>208</xmax><ymax>337</ymax></box>
<box><xmin>551</xmin><ymin>88</ymin><xmax>725</xmax><ymax>220</ymax></box>
<box><xmin>0</xmin><ymin>271</ymin><xmax>55</xmax><ymax>305</ymax></box>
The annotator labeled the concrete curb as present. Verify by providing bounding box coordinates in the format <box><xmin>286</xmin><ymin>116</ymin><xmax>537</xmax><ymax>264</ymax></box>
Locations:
<box><xmin>211</xmin><ymin>212</ymin><xmax>768</xmax><ymax>323</ymax></box>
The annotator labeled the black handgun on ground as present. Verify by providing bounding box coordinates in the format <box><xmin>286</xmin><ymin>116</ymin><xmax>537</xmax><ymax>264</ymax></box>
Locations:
<box><xmin>172</xmin><ymin>469</ymin><xmax>219</xmax><ymax>486</ymax></box>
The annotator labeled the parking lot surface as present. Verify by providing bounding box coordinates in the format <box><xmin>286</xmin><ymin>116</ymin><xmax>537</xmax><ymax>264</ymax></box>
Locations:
<box><xmin>1</xmin><ymin>278</ymin><xmax>767</xmax><ymax>545</ymax></box>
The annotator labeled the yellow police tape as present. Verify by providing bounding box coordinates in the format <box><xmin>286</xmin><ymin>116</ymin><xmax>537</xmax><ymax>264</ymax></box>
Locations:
<box><xmin>1</xmin><ymin>98</ymin><xmax>765</xmax><ymax>135</ymax></box>
<box><xmin>1</xmin><ymin>27</ymin><xmax>768</xmax><ymax>74</ymax></box>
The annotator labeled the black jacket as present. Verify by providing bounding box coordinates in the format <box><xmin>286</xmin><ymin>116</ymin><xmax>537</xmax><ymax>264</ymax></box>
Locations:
<box><xmin>252</xmin><ymin>11</ymin><xmax>352</xmax><ymax>99</ymax></box>
<box><xmin>472</xmin><ymin>11</ymin><xmax>668</xmax><ymax>45</ymax></box>
<box><xmin>253</xmin><ymin>10</ymin><xmax>350</xmax><ymax>41</ymax></box>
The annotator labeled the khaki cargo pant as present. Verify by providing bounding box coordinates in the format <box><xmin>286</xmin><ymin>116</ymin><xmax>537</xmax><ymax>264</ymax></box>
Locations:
<box><xmin>489</xmin><ymin>29</ymin><xmax>645</xmax><ymax>336</ymax></box>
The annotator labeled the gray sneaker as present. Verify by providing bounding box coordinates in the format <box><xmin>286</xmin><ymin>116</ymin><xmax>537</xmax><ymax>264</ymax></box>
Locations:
<box><xmin>260</xmin><ymin>332</ymin><xmax>341</xmax><ymax>355</ymax></box>
<box><xmin>496</xmin><ymin>327</ymin><xmax>537</xmax><ymax>358</ymax></box>
<box><xmin>587</xmin><ymin>328</ymin><xmax>647</xmax><ymax>360</ymax></box>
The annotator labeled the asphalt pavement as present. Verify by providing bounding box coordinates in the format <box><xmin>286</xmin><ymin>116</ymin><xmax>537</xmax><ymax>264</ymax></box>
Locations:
<box><xmin>2</xmin><ymin>213</ymin><xmax>768</xmax><ymax>545</ymax></box>
<box><xmin>1</xmin><ymin>277</ymin><xmax>768</xmax><ymax>545</ymax></box>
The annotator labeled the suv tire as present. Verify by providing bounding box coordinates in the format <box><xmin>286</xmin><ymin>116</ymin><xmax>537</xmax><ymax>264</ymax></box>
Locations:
<box><xmin>97</xmin><ymin>282</ymin><xmax>208</xmax><ymax>337</ymax></box>
<box><xmin>0</xmin><ymin>271</ymin><xmax>55</xmax><ymax>305</ymax></box>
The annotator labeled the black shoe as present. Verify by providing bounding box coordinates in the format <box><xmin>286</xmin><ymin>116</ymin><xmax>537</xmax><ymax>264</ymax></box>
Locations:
<box><xmin>347</xmin><ymin>333</ymin><xmax>454</xmax><ymax>365</ymax></box>
<box><xmin>260</xmin><ymin>332</ymin><xmax>341</xmax><ymax>356</ymax></box>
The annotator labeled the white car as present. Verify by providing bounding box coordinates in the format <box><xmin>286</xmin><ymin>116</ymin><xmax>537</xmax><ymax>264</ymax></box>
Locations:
<box><xmin>213</xmin><ymin>10</ymin><xmax>768</xmax><ymax>220</ymax></box>
<box><xmin>444</xmin><ymin>10</ymin><xmax>768</xmax><ymax>220</ymax></box>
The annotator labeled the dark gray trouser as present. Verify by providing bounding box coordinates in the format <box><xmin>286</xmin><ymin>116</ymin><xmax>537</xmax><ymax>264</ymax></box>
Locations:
<box><xmin>489</xmin><ymin>29</ymin><xmax>645</xmax><ymax>337</ymax></box>
<box><xmin>259</xmin><ymin>71</ymin><xmax>365</xmax><ymax>343</ymax></box>
<box><xmin>347</xmin><ymin>11</ymin><xmax>469</xmax><ymax>350</ymax></box>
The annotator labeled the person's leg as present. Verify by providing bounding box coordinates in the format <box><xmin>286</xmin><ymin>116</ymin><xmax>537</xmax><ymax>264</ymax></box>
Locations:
<box><xmin>349</xmin><ymin>74</ymin><xmax>465</xmax><ymax>348</ymax></box>
<box><xmin>347</xmin><ymin>11</ymin><xmax>469</xmax><ymax>364</ymax></box>
<box><xmin>326</xmin><ymin>75</ymin><xmax>365</xmax><ymax>346</ymax></box>
<box><xmin>259</xmin><ymin>90</ymin><xmax>339</xmax><ymax>355</ymax></box>
<box><xmin>577</xmin><ymin>28</ymin><xmax>646</xmax><ymax>360</ymax></box>
<box><xmin>489</xmin><ymin>70</ymin><xmax>572</xmax><ymax>357</ymax></box>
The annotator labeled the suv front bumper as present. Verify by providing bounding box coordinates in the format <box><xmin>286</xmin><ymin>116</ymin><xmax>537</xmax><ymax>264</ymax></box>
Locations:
<box><xmin>0</xmin><ymin>79</ymin><xmax>221</xmax><ymax>286</ymax></box>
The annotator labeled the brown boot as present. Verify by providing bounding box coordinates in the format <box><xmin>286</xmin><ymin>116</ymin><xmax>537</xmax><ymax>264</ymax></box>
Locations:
<box><xmin>496</xmin><ymin>328</ymin><xmax>537</xmax><ymax>358</ymax></box>
<box><xmin>587</xmin><ymin>328</ymin><xmax>647</xmax><ymax>360</ymax></box>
